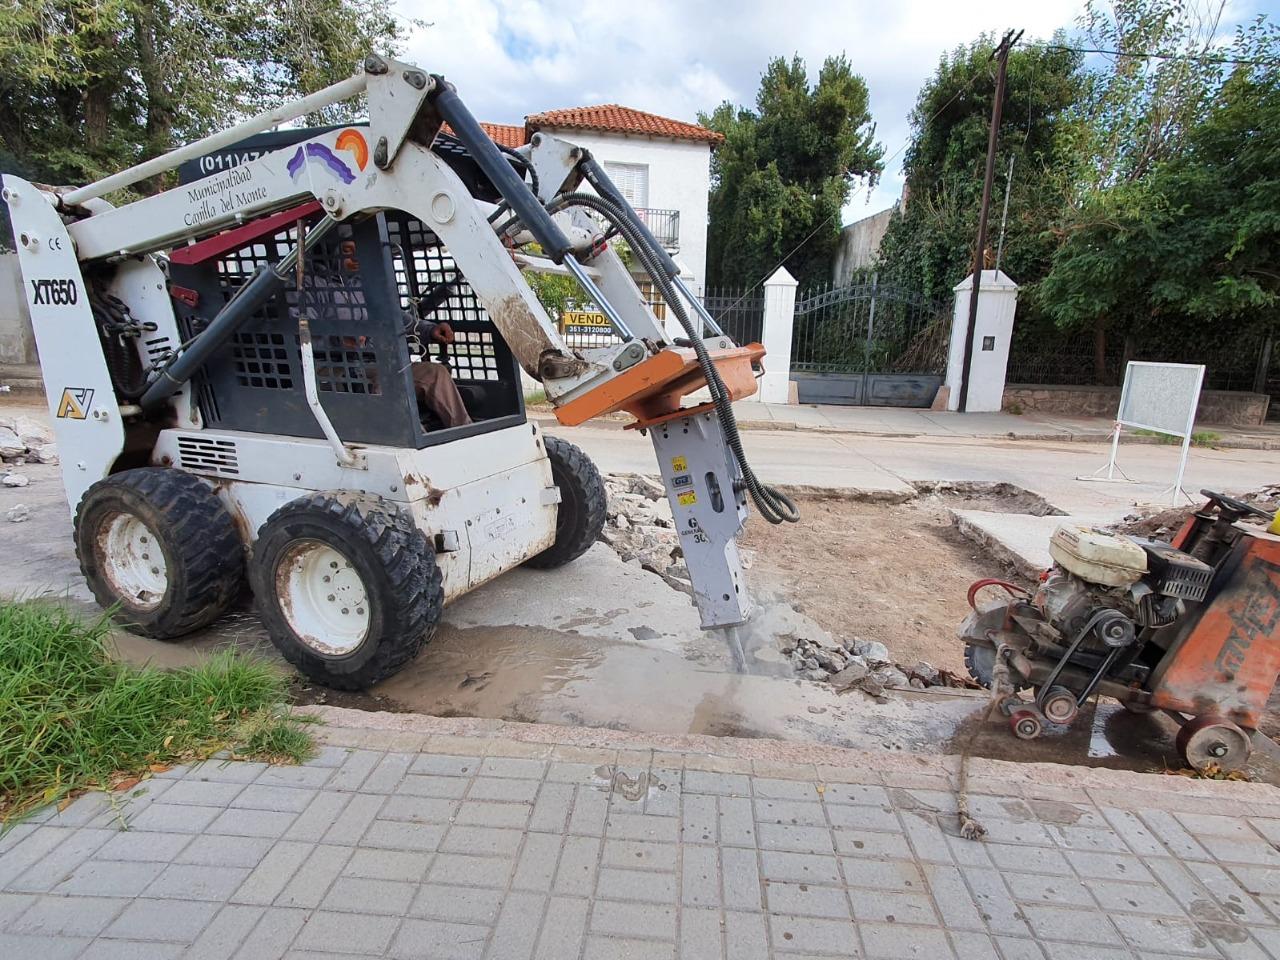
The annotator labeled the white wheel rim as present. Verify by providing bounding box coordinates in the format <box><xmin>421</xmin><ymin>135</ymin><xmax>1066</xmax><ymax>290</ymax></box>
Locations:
<box><xmin>276</xmin><ymin>540</ymin><xmax>370</xmax><ymax>656</ymax></box>
<box><xmin>100</xmin><ymin>513</ymin><xmax>168</xmax><ymax>610</ymax></box>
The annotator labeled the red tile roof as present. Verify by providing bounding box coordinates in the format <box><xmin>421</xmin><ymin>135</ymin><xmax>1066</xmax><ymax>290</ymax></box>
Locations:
<box><xmin>479</xmin><ymin>122</ymin><xmax>526</xmax><ymax>149</ymax></box>
<box><xmin>443</xmin><ymin>108</ymin><xmax>722</xmax><ymax>150</ymax></box>
<box><xmin>526</xmin><ymin>105</ymin><xmax>723</xmax><ymax>145</ymax></box>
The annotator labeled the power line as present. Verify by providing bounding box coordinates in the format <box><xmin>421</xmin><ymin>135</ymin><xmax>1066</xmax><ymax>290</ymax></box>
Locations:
<box><xmin>1034</xmin><ymin>42</ymin><xmax>1277</xmax><ymax>67</ymax></box>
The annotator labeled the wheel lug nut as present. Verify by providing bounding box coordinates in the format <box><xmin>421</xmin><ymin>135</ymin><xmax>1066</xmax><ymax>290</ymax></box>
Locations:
<box><xmin>151</xmin><ymin>567</ymin><xmax>159</xmax><ymax>574</ymax></box>
<box><xmin>327</xmin><ymin>594</ymin><xmax>335</xmax><ymax>602</ymax></box>
<box><xmin>330</xmin><ymin>561</ymin><xmax>338</xmax><ymax>569</ymax></box>
<box><xmin>341</xmin><ymin>608</ymin><xmax>350</xmax><ymax>615</ymax></box>
<box><xmin>356</xmin><ymin>608</ymin><xmax>364</xmax><ymax>615</ymax></box>
<box><xmin>323</xmin><ymin>575</ymin><xmax>330</xmax><ymax>583</ymax></box>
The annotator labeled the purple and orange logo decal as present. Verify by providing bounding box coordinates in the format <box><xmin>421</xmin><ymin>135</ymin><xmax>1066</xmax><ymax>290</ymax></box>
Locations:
<box><xmin>287</xmin><ymin>129</ymin><xmax>369</xmax><ymax>184</ymax></box>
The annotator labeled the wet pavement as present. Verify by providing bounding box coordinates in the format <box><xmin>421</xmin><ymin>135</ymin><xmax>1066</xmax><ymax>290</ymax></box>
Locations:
<box><xmin>5</xmin><ymin>451</ymin><xmax>1280</xmax><ymax>787</ymax></box>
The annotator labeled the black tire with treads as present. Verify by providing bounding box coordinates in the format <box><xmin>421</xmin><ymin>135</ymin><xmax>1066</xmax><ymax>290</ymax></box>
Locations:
<box><xmin>251</xmin><ymin>492</ymin><xmax>442</xmax><ymax>690</ymax></box>
<box><xmin>74</xmin><ymin>467</ymin><xmax>245</xmax><ymax>639</ymax></box>
<box><xmin>525</xmin><ymin>435</ymin><xmax>606</xmax><ymax>569</ymax></box>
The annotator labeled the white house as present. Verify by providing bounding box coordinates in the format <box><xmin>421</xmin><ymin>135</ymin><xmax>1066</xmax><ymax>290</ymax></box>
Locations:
<box><xmin>479</xmin><ymin>105</ymin><xmax>722</xmax><ymax>293</ymax></box>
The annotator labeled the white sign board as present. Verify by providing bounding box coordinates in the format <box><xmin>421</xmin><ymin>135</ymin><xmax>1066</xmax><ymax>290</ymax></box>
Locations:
<box><xmin>1079</xmin><ymin>361</ymin><xmax>1205</xmax><ymax>503</ymax></box>
<box><xmin>1117</xmin><ymin>361</ymin><xmax>1205</xmax><ymax>438</ymax></box>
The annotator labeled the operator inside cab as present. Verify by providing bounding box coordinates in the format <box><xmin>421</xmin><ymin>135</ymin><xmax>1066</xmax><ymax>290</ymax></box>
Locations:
<box><xmin>291</xmin><ymin>258</ymin><xmax>473</xmax><ymax>431</ymax></box>
<box><xmin>404</xmin><ymin>307</ymin><xmax>472</xmax><ymax>429</ymax></box>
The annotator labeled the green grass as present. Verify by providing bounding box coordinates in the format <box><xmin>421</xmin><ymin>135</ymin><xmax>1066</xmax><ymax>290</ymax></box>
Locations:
<box><xmin>1132</xmin><ymin>428</ymin><xmax>1221</xmax><ymax>447</ymax></box>
<box><xmin>0</xmin><ymin>601</ymin><xmax>313</xmax><ymax>821</ymax></box>
<box><xmin>523</xmin><ymin>387</ymin><xmax>548</xmax><ymax>407</ymax></box>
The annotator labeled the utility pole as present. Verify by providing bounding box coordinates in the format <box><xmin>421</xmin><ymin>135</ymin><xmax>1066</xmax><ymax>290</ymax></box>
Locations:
<box><xmin>957</xmin><ymin>28</ymin><xmax>1022</xmax><ymax>413</ymax></box>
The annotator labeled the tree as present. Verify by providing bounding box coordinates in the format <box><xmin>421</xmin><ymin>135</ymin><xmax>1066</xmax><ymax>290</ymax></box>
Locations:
<box><xmin>874</xmin><ymin>36</ymin><xmax>1084</xmax><ymax>310</ymax></box>
<box><xmin>0</xmin><ymin>0</ymin><xmax>405</xmax><ymax>191</ymax></box>
<box><xmin>1040</xmin><ymin>18</ymin><xmax>1280</xmax><ymax>353</ymax></box>
<box><xmin>701</xmin><ymin>55</ymin><xmax>883</xmax><ymax>288</ymax></box>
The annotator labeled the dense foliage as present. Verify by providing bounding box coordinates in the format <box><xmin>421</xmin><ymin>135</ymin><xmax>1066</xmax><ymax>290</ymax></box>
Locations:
<box><xmin>701</xmin><ymin>55</ymin><xmax>883</xmax><ymax>288</ymax></box>
<box><xmin>872</xmin><ymin>0</ymin><xmax>1280</xmax><ymax>383</ymax></box>
<box><xmin>874</xmin><ymin>37</ymin><xmax>1084</xmax><ymax>311</ymax></box>
<box><xmin>0</xmin><ymin>0</ymin><xmax>405</xmax><ymax>190</ymax></box>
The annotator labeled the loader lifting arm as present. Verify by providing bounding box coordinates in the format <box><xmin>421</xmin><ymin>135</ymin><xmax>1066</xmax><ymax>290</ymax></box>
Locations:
<box><xmin>5</xmin><ymin>54</ymin><xmax>798</xmax><ymax>638</ymax></box>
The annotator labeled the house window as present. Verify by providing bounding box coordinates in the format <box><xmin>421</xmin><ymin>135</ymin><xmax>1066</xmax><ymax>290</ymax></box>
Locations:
<box><xmin>603</xmin><ymin>161</ymin><xmax>649</xmax><ymax>208</ymax></box>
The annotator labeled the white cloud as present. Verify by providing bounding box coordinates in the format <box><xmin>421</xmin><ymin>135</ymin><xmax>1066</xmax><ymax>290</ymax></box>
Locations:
<box><xmin>393</xmin><ymin>0</ymin><xmax>1271</xmax><ymax>217</ymax></box>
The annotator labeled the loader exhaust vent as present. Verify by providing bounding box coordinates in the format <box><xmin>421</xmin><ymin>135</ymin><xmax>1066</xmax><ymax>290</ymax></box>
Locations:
<box><xmin>177</xmin><ymin>436</ymin><xmax>240</xmax><ymax>476</ymax></box>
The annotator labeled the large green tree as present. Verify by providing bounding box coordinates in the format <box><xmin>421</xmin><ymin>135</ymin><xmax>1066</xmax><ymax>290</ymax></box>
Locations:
<box><xmin>1040</xmin><ymin>18</ymin><xmax>1280</xmax><ymax>355</ymax></box>
<box><xmin>701</xmin><ymin>55</ymin><xmax>883</xmax><ymax>288</ymax></box>
<box><xmin>0</xmin><ymin>0</ymin><xmax>405</xmax><ymax>189</ymax></box>
<box><xmin>874</xmin><ymin>36</ymin><xmax>1084</xmax><ymax>310</ymax></box>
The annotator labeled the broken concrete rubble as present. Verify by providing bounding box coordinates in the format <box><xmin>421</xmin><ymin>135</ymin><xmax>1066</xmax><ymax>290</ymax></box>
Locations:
<box><xmin>6</xmin><ymin>504</ymin><xmax>30</xmax><ymax>523</ymax></box>
<box><xmin>597</xmin><ymin>472</ymin><xmax>952</xmax><ymax>698</ymax></box>
<box><xmin>0</xmin><ymin>415</ymin><xmax>55</xmax><ymax>466</ymax></box>
<box><xmin>3</xmin><ymin>473</ymin><xmax>30</xmax><ymax>488</ymax></box>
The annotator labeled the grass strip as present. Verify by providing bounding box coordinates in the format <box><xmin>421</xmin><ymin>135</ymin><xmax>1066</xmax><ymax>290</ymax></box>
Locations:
<box><xmin>0</xmin><ymin>600</ymin><xmax>313</xmax><ymax>820</ymax></box>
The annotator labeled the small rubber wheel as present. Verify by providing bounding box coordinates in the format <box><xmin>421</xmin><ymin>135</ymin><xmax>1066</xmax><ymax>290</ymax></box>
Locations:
<box><xmin>525</xmin><ymin>435</ymin><xmax>606</xmax><ymax>569</ymax></box>
<box><xmin>1176</xmin><ymin>716</ymin><xmax>1252</xmax><ymax>771</ymax></box>
<box><xmin>1010</xmin><ymin>710</ymin><xmax>1043</xmax><ymax>740</ymax></box>
<box><xmin>74</xmin><ymin>467</ymin><xmax>245</xmax><ymax>639</ymax></box>
<box><xmin>251</xmin><ymin>492</ymin><xmax>442</xmax><ymax>690</ymax></box>
<box><xmin>1041</xmin><ymin>686</ymin><xmax>1079</xmax><ymax>726</ymax></box>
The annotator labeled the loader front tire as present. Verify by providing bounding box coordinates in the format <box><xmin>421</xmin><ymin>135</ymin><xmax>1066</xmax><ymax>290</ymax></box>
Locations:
<box><xmin>251</xmin><ymin>493</ymin><xmax>442</xmax><ymax>690</ymax></box>
<box><xmin>74</xmin><ymin>467</ymin><xmax>245</xmax><ymax>639</ymax></box>
<box><xmin>525</xmin><ymin>436</ymin><xmax>606</xmax><ymax>570</ymax></box>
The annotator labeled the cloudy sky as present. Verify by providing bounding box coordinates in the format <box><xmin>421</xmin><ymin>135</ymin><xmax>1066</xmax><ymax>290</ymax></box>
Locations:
<box><xmin>393</xmin><ymin>0</ymin><xmax>1273</xmax><ymax>218</ymax></box>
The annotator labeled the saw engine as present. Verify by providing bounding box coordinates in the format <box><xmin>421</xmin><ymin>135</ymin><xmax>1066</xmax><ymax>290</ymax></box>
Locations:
<box><xmin>961</xmin><ymin>490</ymin><xmax>1280</xmax><ymax>771</ymax></box>
<box><xmin>961</xmin><ymin>523</ymin><xmax>1213</xmax><ymax>737</ymax></box>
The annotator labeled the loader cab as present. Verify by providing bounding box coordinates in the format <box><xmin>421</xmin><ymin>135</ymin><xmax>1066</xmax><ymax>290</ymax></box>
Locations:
<box><xmin>168</xmin><ymin>127</ymin><xmax>526</xmax><ymax>450</ymax></box>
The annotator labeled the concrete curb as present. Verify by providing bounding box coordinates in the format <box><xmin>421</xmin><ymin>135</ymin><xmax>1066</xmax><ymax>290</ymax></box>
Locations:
<box><xmin>300</xmin><ymin>704</ymin><xmax>1280</xmax><ymax>809</ymax></box>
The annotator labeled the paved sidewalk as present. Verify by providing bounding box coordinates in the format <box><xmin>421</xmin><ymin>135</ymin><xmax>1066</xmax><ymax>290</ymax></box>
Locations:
<box><xmin>2</xmin><ymin>710</ymin><xmax>1279</xmax><ymax>960</ymax></box>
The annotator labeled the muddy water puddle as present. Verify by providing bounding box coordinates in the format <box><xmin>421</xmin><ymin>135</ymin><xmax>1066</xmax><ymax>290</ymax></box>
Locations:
<box><xmin>104</xmin><ymin>597</ymin><xmax>1280</xmax><ymax>783</ymax></box>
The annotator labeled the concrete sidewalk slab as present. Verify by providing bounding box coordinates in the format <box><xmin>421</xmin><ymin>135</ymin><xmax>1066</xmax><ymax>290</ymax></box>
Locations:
<box><xmin>950</xmin><ymin>510</ymin><xmax>1063</xmax><ymax>580</ymax></box>
<box><xmin>3</xmin><ymin>710</ymin><xmax>1278</xmax><ymax>960</ymax></box>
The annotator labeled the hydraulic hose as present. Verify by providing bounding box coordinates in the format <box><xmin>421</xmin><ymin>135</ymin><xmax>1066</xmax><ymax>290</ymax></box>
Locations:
<box><xmin>543</xmin><ymin>191</ymin><xmax>799</xmax><ymax>525</ymax></box>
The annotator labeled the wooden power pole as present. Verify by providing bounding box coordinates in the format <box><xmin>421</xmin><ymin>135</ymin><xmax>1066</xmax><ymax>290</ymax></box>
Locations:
<box><xmin>957</xmin><ymin>28</ymin><xmax>1022</xmax><ymax>413</ymax></box>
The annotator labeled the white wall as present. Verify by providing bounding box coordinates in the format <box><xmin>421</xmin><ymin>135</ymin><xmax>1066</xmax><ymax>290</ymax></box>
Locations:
<box><xmin>537</xmin><ymin>128</ymin><xmax>712</xmax><ymax>290</ymax></box>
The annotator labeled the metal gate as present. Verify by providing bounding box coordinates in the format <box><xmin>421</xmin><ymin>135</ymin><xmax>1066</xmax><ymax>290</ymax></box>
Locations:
<box><xmin>790</xmin><ymin>276</ymin><xmax>949</xmax><ymax>406</ymax></box>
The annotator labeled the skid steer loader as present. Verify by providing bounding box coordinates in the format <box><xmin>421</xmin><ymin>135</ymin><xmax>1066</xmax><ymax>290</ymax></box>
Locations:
<box><xmin>3</xmin><ymin>55</ymin><xmax>798</xmax><ymax>689</ymax></box>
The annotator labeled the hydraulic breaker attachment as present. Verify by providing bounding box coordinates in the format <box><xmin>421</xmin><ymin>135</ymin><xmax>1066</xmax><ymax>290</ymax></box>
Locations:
<box><xmin>550</xmin><ymin>339</ymin><xmax>766</xmax><ymax>631</ymax></box>
<box><xmin>648</xmin><ymin>409</ymin><xmax>752</xmax><ymax>629</ymax></box>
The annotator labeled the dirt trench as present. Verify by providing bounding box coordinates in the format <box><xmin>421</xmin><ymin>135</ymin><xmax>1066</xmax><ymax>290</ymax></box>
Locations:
<box><xmin>741</xmin><ymin>487</ymin><xmax>1031</xmax><ymax>675</ymax></box>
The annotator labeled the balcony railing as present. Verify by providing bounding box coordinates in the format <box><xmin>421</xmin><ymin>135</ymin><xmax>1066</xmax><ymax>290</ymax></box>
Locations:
<box><xmin>634</xmin><ymin>208</ymin><xmax>680</xmax><ymax>250</ymax></box>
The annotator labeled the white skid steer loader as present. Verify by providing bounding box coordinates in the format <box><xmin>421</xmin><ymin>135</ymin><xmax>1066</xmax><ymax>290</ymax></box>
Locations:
<box><xmin>3</xmin><ymin>55</ymin><xmax>798</xmax><ymax>689</ymax></box>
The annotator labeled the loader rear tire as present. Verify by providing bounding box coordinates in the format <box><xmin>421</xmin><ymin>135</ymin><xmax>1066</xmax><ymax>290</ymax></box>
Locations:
<box><xmin>250</xmin><ymin>492</ymin><xmax>442</xmax><ymax>690</ymax></box>
<box><xmin>74</xmin><ymin>467</ymin><xmax>245</xmax><ymax>639</ymax></box>
<box><xmin>525</xmin><ymin>436</ymin><xmax>606</xmax><ymax>570</ymax></box>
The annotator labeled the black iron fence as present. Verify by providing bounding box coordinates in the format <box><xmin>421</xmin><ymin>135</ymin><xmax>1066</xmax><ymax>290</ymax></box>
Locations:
<box><xmin>1005</xmin><ymin>331</ymin><xmax>1268</xmax><ymax>393</ymax></box>
<box><xmin>791</xmin><ymin>277</ymin><xmax>949</xmax><ymax>376</ymax></box>
<box><xmin>702</xmin><ymin>286</ymin><xmax>764</xmax><ymax>345</ymax></box>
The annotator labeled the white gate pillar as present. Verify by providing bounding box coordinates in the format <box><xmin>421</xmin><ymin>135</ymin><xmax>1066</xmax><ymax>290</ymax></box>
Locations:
<box><xmin>945</xmin><ymin>269</ymin><xmax>1018</xmax><ymax>412</ymax></box>
<box><xmin>754</xmin><ymin>266</ymin><xmax>798</xmax><ymax>405</ymax></box>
